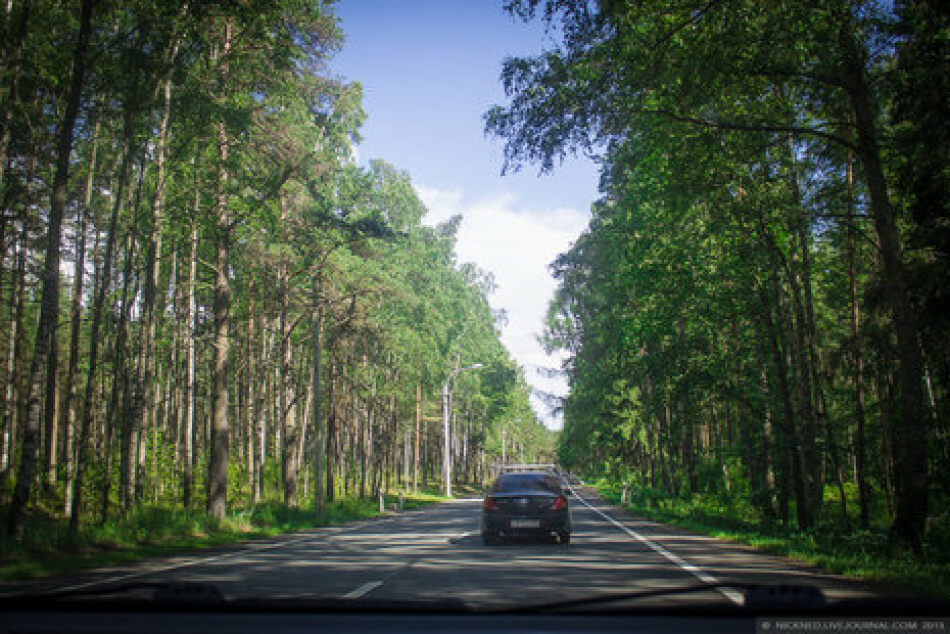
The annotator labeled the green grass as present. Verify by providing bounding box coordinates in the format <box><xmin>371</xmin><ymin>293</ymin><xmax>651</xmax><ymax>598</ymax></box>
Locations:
<box><xmin>0</xmin><ymin>487</ymin><xmax>448</xmax><ymax>583</ymax></box>
<box><xmin>591</xmin><ymin>480</ymin><xmax>950</xmax><ymax>601</ymax></box>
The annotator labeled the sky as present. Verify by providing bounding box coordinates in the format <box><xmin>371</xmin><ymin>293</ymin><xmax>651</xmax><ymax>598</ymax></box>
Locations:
<box><xmin>330</xmin><ymin>0</ymin><xmax>601</xmax><ymax>429</ymax></box>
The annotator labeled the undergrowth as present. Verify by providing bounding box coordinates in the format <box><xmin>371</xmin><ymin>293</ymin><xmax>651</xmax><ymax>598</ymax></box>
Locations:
<box><xmin>593</xmin><ymin>480</ymin><xmax>950</xmax><ymax>601</ymax></box>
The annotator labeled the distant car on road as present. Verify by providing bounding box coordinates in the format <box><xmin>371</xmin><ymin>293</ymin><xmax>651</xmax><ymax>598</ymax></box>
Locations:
<box><xmin>481</xmin><ymin>472</ymin><xmax>572</xmax><ymax>545</ymax></box>
<box><xmin>563</xmin><ymin>473</ymin><xmax>582</xmax><ymax>486</ymax></box>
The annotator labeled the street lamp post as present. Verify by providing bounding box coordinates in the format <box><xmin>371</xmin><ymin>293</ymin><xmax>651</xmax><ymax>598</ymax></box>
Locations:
<box><xmin>501</xmin><ymin>427</ymin><xmax>507</xmax><ymax>467</ymax></box>
<box><xmin>442</xmin><ymin>363</ymin><xmax>482</xmax><ymax>497</ymax></box>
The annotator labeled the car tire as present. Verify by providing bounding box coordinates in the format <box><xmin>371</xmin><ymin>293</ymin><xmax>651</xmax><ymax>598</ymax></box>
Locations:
<box><xmin>559</xmin><ymin>532</ymin><xmax>571</xmax><ymax>544</ymax></box>
<box><xmin>482</xmin><ymin>531</ymin><xmax>500</xmax><ymax>545</ymax></box>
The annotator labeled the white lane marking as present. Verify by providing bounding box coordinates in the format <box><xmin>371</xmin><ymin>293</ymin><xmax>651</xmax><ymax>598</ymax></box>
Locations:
<box><xmin>570</xmin><ymin>486</ymin><xmax>744</xmax><ymax>606</ymax></box>
<box><xmin>343</xmin><ymin>580</ymin><xmax>383</xmax><ymax>599</ymax></box>
<box><xmin>7</xmin><ymin>504</ymin><xmax>458</xmax><ymax>598</ymax></box>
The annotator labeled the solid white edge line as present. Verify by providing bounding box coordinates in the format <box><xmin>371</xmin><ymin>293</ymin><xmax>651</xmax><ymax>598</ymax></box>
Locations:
<box><xmin>569</xmin><ymin>485</ymin><xmax>744</xmax><ymax>606</ymax></box>
<box><xmin>343</xmin><ymin>580</ymin><xmax>383</xmax><ymax>599</ymax></box>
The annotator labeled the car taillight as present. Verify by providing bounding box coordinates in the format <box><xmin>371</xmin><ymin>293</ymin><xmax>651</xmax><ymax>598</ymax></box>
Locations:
<box><xmin>483</xmin><ymin>497</ymin><xmax>499</xmax><ymax>512</ymax></box>
<box><xmin>551</xmin><ymin>496</ymin><xmax>568</xmax><ymax>510</ymax></box>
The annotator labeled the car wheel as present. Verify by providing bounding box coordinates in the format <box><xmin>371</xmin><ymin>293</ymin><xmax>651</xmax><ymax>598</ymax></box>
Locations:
<box><xmin>559</xmin><ymin>531</ymin><xmax>571</xmax><ymax>544</ymax></box>
<box><xmin>482</xmin><ymin>531</ymin><xmax>500</xmax><ymax>545</ymax></box>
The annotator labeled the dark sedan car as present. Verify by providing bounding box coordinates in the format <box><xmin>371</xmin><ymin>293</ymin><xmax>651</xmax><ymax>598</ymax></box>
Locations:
<box><xmin>481</xmin><ymin>472</ymin><xmax>572</xmax><ymax>544</ymax></box>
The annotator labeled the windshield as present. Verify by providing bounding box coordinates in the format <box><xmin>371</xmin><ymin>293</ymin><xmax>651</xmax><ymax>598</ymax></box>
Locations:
<box><xmin>491</xmin><ymin>474</ymin><xmax>560</xmax><ymax>494</ymax></box>
<box><xmin>0</xmin><ymin>0</ymin><xmax>948</xmax><ymax>622</ymax></box>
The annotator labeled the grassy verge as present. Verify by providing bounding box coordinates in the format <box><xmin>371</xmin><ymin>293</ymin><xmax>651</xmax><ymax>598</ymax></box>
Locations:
<box><xmin>0</xmin><ymin>488</ymin><xmax>448</xmax><ymax>583</ymax></box>
<box><xmin>591</xmin><ymin>480</ymin><xmax>950</xmax><ymax>601</ymax></box>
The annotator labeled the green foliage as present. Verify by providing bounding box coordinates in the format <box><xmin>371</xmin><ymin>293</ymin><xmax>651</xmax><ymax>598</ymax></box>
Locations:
<box><xmin>0</xmin><ymin>0</ymin><xmax>546</xmax><ymax>539</ymax></box>
<box><xmin>490</xmin><ymin>0</ymin><xmax>949</xmax><ymax>554</ymax></box>
<box><xmin>598</xmin><ymin>483</ymin><xmax>950</xmax><ymax>600</ymax></box>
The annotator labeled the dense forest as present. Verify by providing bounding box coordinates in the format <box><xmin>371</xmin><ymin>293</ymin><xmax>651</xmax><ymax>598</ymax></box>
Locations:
<box><xmin>487</xmin><ymin>0</ymin><xmax>949</xmax><ymax>553</ymax></box>
<box><xmin>0</xmin><ymin>0</ymin><xmax>552</xmax><ymax>541</ymax></box>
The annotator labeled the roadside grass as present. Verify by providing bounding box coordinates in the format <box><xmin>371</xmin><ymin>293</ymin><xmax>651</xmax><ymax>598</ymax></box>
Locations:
<box><xmin>592</xmin><ymin>480</ymin><xmax>950</xmax><ymax>601</ymax></box>
<box><xmin>0</xmin><ymin>487</ymin><xmax>447</xmax><ymax>583</ymax></box>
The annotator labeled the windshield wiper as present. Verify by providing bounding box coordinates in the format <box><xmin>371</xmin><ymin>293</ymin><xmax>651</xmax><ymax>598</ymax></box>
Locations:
<box><xmin>1</xmin><ymin>581</ymin><xmax>226</xmax><ymax>608</ymax></box>
<box><xmin>494</xmin><ymin>583</ymin><xmax>828</xmax><ymax>614</ymax></box>
<box><xmin>5</xmin><ymin>581</ymin><xmax>945</xmax><ymax>616</ymax></box>
<box><xmin>498</xmin><ymin>583</ymin><xmax>950</xmax><ymax>616</ymax></box>
<box><xmin>1</xmin><ymin>582</ymin><xmax>473</xmax><ymax>614</ymax></box>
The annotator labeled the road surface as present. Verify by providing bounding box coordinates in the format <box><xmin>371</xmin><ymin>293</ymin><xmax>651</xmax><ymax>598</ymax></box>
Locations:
<box><xmin>0</xmin><ymin>486</ymin><xmax>887</xmax><ymax>610</ymax></box>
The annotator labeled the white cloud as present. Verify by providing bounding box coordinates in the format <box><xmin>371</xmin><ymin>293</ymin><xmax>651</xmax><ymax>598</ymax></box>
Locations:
<box><xmin>416</xmin><ymin>184</ymin><xmax>590</xmax><ymax>429</ymax></box>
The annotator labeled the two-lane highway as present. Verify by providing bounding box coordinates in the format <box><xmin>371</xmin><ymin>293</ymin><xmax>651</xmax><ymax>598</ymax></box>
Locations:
<box><xmin>0</xmin><ymin>487</ymin><xmax>888</xmax><ymax>610</ymax></box>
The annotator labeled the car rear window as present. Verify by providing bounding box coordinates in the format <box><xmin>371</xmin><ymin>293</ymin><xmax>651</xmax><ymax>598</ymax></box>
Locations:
<box><xmin>491</xmin><ymin>474</ymin><xmax>560</xmax><ymax>494</ymax></box>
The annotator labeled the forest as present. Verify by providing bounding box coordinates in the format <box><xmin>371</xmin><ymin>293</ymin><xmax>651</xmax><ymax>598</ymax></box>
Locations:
<box><xmin>487</xmin><ymin>0</ymin><xmax>949</xmax><ymax>555</ymax></box>
<box><xmin>0</xmin><ymin>0</ymin><xmax>552</xmax><ymax>543</ymax></box>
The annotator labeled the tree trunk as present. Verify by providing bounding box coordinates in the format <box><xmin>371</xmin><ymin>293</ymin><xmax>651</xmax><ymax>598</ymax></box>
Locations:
<box><xmin>8</xmin><ymin>0</ymin><xmax>94</xmax><ymax>539</ymax></box>
<box><xmin>246</xmin><ymin>278</ymin><xmax>257</xmax><ymax>503</ymax></box>
<box><xmin>69</xmin><ymin>158</ymin><xmax>122</xmax><ymax>531</ymax></box>
<box><xmin>278</xmin><ymin>197</ymin><xmax>298</xmax><ymax>507</ymax></box>
<box><xmin>183</xmin><ymin>198</ymin><xmax>198</xmax><ymax>510</ymax></box>
<box><xmin>41</xmin><ymin>328</ymin><xmax>59</xmax><ymax>489</ymax></box>
<box><xmin>0</xmin><ymin>215</ymin><xmax>28</xmax><ymax>498</ymax></box>
<box><xmin>759</xmin><ymin>276</ymin><xmax>810</xmax><ymax>528</ymax></box>
<box><xmin>117</xmin><ymin>158</ymin><xmax>144</xmax><ymax>511</ymax></box>
<box><xmin>784</xmin><ymin>135</ymin><xmax>828</xmax><ymax>524</ymax></box>
<box><xmin>414</xmin><ymin>377</ymin><xmax>421</xmax><ymax>493</ymax></box>
<box><xmin>62</xmin><ymin>109</ymin><xmax>100</xmax><ymax>515</ymax></box>
<box><xmin>312</xmin><ymin>279</ymin><xmax>325</xmax><ymax>516</ymax></box>
<box><xmin>207</xmin><ymin>16</ymin><xmax>233</xmax><ymax>520</ymax></box>
<box><xmin>326</xmin><ymin>346</ymin><xmax>337</xmax><ymax>502</ymax></box>
<box><xmin>842</xmin><ymin>34</ymin><xmax>928</xmax><ymax>551</ymax></box>
<box><xmin>846</xmin><ymin>144</ymin><xmax>870</xmax><ymax>528</ymax></box>
<box><xmin>127</xmin><ymin>73</ymin><xmax>174</xmax><ymax>506</ymax></box>
<box><xmin>0</xmin><ymin>0</ymin><xmax>31</xmax><ymax>197</ymax></box>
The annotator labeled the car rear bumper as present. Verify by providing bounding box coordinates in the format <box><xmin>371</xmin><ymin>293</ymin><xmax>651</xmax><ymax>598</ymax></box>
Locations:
<box><xmin>482</xmin><ymin>510</ymin><xmax>570</xmax><ymax>535</ymax></box>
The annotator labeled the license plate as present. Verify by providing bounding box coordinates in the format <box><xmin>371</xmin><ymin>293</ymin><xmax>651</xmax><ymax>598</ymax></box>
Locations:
<box><xmin>510</xmin><ymin>519</ymin><xmax>540</xmax><ymax>529</ymax></box>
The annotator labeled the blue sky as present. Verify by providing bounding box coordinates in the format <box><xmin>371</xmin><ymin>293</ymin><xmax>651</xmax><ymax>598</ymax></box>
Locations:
<box><xmin>330</xmin><ymin>0</ymin><xmax>601</xmax><ymax>428</ymax></box>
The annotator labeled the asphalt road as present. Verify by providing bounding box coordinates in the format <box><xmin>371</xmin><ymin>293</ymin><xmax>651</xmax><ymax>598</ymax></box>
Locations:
<box><xmin>0</xmin><ymin>486</ymin><xmax>888</xmax><ymax>611</ymax></box>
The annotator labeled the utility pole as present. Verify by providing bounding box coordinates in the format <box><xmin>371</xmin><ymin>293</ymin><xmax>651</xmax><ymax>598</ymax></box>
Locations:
<box><xmin>502</xmin><ymin>428</ymin><xmax>507</xmax><ymax>466</ymax></box>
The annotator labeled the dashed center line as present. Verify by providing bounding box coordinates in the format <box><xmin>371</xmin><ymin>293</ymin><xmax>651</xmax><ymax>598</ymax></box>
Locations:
<box><xmin>343</xmin><ymin>580</ymin><xmax>383</xmax><ymax>599</ymax></box>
